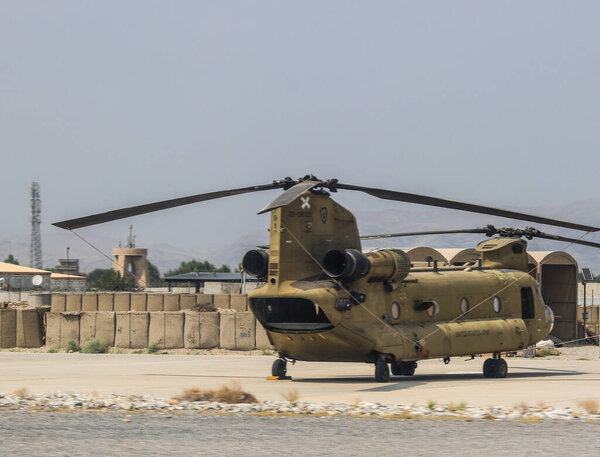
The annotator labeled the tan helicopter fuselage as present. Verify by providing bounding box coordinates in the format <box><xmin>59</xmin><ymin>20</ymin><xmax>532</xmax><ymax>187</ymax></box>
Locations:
<box><xmin>248</xmin><ymin>192</ymin><xmax>554</xmax><ymax>364</ymax></box>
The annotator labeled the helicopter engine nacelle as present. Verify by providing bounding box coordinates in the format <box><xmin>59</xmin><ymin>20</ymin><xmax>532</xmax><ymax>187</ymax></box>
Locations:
<box><xmin>242</xmin><ymin>249</ymin><xmax>269</xmax><ymax>278</ymax></box>
<box><xmin>323</xmin><ymin>248</ymin><xmax>411</xmax><ymax>283</ymax></box>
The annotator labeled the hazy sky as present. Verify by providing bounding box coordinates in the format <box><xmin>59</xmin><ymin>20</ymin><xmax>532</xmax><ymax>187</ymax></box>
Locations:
<box><xmin>2</xmin><ymin>1</ymin><xmax>600</xmax><ymax>268</ymax></box>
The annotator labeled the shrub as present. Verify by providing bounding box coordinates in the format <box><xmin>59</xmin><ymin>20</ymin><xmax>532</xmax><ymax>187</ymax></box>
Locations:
<box><xmin>47</xmin><ymin>348</ymin><xmax>58</xmax><ymax>353</ymax></box>
<box><xmin>578</xmin><ymin>399</ymin><xmax>599</xmax><ymax>415</ymax></box>
<box><xmin>535</xmin><ymin>348</ymin><xmax>559</xmax><ymax>357</ymax></box>
<box><xmin>65</xmin><ymin>340</ymin><xmax>81</xmax><ymax>352</ymax></box>
<box><xmin>81</xmin><ymin>338</ymin><xmax>108</xmax><ymax>354</ymax></box>
<box><xmin>175</xmin><ymin>383</ymin><xmax>258</xmax><ymax>404</ymax></box>
<box><xmin>147</xmin><ymin>343</ymin><xmax>160</xmax><ymax>354</ymax></box>
<box><xmin>281</xmin><ymin>389</ymin><xmax>299</xmax><ymax>402</ymax></box>
<box><xmin>12</xmin><ymin>388</ymin><xmax>28</xmax><ymax>398</ymax></box>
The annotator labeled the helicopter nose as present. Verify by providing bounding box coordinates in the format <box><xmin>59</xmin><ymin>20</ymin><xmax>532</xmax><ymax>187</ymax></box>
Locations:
<box><xmin>544</xmin><ymin>305</ymin><xmax>555</xmax><ymax>334</ymax></box>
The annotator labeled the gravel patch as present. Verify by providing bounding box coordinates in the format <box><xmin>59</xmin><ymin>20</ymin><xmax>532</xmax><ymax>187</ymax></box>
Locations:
<box><xmin>1</xmin><ymin>391</ymin><xmax>599</xmax><ymax>422</ymax></box>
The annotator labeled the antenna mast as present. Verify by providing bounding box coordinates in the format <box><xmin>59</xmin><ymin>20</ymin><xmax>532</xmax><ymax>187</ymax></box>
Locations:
<box><xmin>30</xmin><ymin>182</ymin><xmax>43</xmax><ymax>269</ymax></box>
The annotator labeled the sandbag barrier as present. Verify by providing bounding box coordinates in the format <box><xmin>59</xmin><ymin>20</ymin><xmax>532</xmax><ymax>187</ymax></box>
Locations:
<box><xmin>0</xmin><ymin>307</ymin><xmax>47</xmax><ymax>349</ymax></box>
<box><xmin>42</xmin><ymin>310</ymin><xmax>274</xmax><ymax>351</ymax></box>
<box><xmin>50</xmin><ymin>293</ymin><xmax>247</xmax><ymax>313</ymax></box>
<box><xmin>0</xmin><ymin>293</ymin><xmax>274</xmax><ymax>350</ymax></box>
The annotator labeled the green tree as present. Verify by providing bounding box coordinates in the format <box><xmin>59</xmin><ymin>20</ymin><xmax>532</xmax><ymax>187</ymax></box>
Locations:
<box><xmin>165</xmin><ymin>259</ymin><xmax>231</xmax><ymax>276</ymax></box>
<box><xmin>86</xmin><ymin>268</ymin><xmax>108</xmax><ymax>285</ymax></box>
<box><xmin>87</xmin><ymin>269</ymin><xmax>136</xmax><ymax>291</ymax></box>
<box><xmin>147</xmin><ymin>261</ymin><xmax>164</xmax><ymax>287</ymax></box>
<box><xmin>3</xmin><ymin>254</ymin><xmax>19</xmax><ymax>265</ymax></box>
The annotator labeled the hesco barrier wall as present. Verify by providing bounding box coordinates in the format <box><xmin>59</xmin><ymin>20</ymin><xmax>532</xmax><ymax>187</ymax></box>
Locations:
<box><xmin>43</xmin><ymin>310</ymin><xmax>272</xmax><ymax>351</ymax></box>
<box><xmin>0</xmin><ymin>293</ymin><xmax>273</xmax><ymax>351</ymax></box>
<box><xmin>49</xmin><ymin>293</ymin><xmax>248</xmax><ymax>313</ymax></box>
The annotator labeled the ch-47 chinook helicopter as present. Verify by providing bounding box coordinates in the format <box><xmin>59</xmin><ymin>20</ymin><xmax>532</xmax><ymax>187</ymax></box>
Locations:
<box><xmin>54</xmin><ymin>175</ymin><xmax>600</xmax><ymax>382</ymax></box>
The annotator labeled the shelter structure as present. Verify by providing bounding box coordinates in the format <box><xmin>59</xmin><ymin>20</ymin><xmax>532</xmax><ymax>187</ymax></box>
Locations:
<box><xmin>406</xmin><ymin>247</ymin><xmax>479</xmax><ymax>266</ymax></box>
<box><xmin>528</xmin><ymin>251</ymin><xmax>578</xmax><ymax>341</ymax></box>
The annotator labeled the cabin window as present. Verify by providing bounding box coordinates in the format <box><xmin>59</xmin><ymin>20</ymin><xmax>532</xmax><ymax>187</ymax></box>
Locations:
<box><xmin>493</xmin><ymin>296</ymin><xmax>502</xmax><ymax>313</ymax></box>
<box><xmin>425</xmin><ymin>301</ymin><xmax>440</xmax><ymax>318</ymax></box>
<box><xmin>521</xmin><ymin>287</ymin><xmax>535</xmax><ymax>319</ymax></box>
<box><xmin>460</xmin><ymin>297</ymin><xmax>470</xmax><ymax>314</ymax></box>
<box><xmin>391</xmin><ymin>302</ymin><xmax>401</xmax><ymax>320</ymax></box>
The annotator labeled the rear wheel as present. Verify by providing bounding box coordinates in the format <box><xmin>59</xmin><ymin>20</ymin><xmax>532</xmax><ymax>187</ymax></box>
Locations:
<box><xmin>391</xmin><ymin>361</ymin><xmax>417</xmax><ymax>376</ymax></box>
<box><xmin>483</xmin><ymin>358</ymin><xmax>508</xmax><ymax>378</ymax></box>
<box><xmin>375</xmin><ymin>361</ymin><xmax>390</xmax><ymax>382</ymax></box>
<box><xmin>400</xmin><ymin>361</ymin><xmax>417</xmax><ymax>376</ymax></box>
<box><xmin>483</xmin><ymin>359</ymin><xmax>494</xmax><ymax>378</ymax></box>
<box><xmin>493</xmin><ymin>358</ymin><xmax>508</xmax><ymax>378</ymax></box>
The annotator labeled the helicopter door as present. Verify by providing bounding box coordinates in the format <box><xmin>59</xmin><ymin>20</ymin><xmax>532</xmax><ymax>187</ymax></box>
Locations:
<box><xmin>521</xmin><ymin>288</ymin><xmax>535</xmax><ymax>319</ymax></box>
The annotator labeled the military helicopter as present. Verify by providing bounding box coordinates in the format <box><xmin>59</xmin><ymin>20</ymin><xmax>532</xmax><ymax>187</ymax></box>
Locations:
<box><xmin>54</xmin><ymin>175</ymin><xmax>600</xmax><ymax>382</ymax></box>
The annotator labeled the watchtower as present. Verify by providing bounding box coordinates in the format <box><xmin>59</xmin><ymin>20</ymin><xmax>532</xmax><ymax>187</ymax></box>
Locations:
<box><xmin>112</xmin><ymin>225</ymin><xmax>148</xmax><ymax>287</ymax></box>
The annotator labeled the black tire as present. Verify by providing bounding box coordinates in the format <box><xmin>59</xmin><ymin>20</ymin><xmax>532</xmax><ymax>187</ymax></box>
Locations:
<box><xmin>401</xmin><ymin>361</ymin><xmax>417</xmax><ymax>376</ymax></box>
<box><xmin>493</xmin><ymin>358</ymin><xmax>508</xmax><ymax>378</ymax></box>
<box><xmin>483</xmin><ymin>359</ymin><xmax>494</xmax><ymax>378</ymax></box>
<box><xmin>390</xmin><ymin>362</ymin><xmax>402</xmax><ymax>376</ymax></box>
<box><xmin>375</xmin><ymin>361</ymin><xmax>390</xmax><ymax>382</ymax></box>
<box><xmin>272</xmin><ymin>358</ymin><xmax>287</xmax><ymax>377</ymax></box>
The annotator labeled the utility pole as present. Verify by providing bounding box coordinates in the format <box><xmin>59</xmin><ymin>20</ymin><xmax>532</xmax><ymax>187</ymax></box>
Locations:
<box><xmin>29</xmin><ymin>182</ymin><xmax>42</xmax><ymax>269</ymax></box>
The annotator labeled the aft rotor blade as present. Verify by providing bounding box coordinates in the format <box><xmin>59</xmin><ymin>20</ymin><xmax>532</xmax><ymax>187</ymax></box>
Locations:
<box><xmin>53</xmin><ymin>182</ymin><xmax>284</xmax><ymax>230</ymax></box>
<box><xmin>532</xmin><ymin>232</ymin><xmax>600</xmax><ymax>249</ymax></box>
<box><xmin>361</xmin><ymin>228</ymin><xmax>488</xmax><ymax>240</ymax></box>
<box><xmin>337</xmin><ymin>183</ymin><xmax>600</xmax><ymax>232</ymax></box>
<box><xmin>258</xmin><ymin>180</ymin><xmax>323</xmax><ymax>214</ymax></box>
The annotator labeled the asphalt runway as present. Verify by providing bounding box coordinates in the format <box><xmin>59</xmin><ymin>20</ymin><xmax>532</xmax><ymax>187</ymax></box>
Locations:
<box><xmin>1</xmin><ymin>411</ymin><xmax>599</xmax><ymax>457</ymax></box>
<box><xmin>1</xmin><ymin>352</ymin><xmax>599</xmax><ymax>407</ymax></box>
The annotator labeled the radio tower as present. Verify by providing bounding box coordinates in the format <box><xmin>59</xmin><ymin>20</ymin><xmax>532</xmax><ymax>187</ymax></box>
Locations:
<box><xmin>30</xmin><ymin>182</ymin><xmax>43</xmax><ymax>269</ymax></box>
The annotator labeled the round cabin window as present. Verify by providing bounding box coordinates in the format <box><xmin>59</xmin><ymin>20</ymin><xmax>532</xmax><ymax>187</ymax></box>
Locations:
<box><xmin>460</xmin><ymin>297</ymin><xmax>470</xmax><ymax>314</ymax></box>
<box><xmin>426</xmin><ymin>301</ymin><xmax>440</xmax><ymax>318</ymax></box>
<box><xmin>391</xmin><ymin>302</ymin><xmax>401</xmax><ymax>320</ymax></box>
<box><xmin>493</xmin><ymin>296</ymin><xmax>502</xmax><ymax>313</ymax></box>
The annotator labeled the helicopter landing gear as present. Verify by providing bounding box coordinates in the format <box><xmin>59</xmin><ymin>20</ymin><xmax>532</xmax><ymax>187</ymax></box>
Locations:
<box><xmin>272</xmin><ymin>358</ymin><xmax>287</xmax><ymax>377</ymax></box>
<box><xmin>391</xmin><ymin>361</ymin><xmax>417</xmax><ymax>376</ymax></box>
<box><xmin>483</xmin><ymin>354</ymin><xmax>508</xmax><ymax>378</ymax></box>
<box><xmin>375</xmin><ymin>360</ymin><xmax>390</xmax><ymax>382</ymax></box>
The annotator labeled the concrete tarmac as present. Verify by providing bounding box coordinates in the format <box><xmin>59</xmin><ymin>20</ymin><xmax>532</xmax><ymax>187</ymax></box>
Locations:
<box><xmin>1</xmin><ymin>352</ymin><xmax>599</xmax><ymax>408</ymax></box>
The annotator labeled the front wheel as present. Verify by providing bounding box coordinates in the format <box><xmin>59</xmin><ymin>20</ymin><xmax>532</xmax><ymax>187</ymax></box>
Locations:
<box><xmin>272</xmin><ymin>358</ymin><xmax>287</xmax><ymax>377</ymax></box>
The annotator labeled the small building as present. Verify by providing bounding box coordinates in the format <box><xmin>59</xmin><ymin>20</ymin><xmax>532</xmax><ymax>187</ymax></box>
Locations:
<box><xmin>0</xmin><ymin>262</ymin><xmax>51</xmax><ymax>290</ymax></box>
<box><xmin>50</xmin><ymin>272</ymin><xmax>87</xmax><ymax>292</ymax></box>
<box><xmin>54</xmin><ymin>258</ymin><xmax>81</xmax><ymax>276</ymax></box>
<box><xmin>164</xmin><ymin>271</ymin><xmax>261</xmax><ymax>293</ymax></box>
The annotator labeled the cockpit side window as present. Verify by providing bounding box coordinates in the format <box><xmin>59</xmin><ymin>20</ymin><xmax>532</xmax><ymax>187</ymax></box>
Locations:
<box><xmin>521</xmin><ymin>287</ymin><xmax>535</xmax><ymax>319</ymax></box>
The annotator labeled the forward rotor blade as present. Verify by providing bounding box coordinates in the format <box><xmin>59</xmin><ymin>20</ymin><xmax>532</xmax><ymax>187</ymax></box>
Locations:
<box><xmin>258</xmin><ymin>180</ymin><xmax>323</xmax><ymax>214</ymax></box>
<box><xmin>360</xmin><ymin>228</ymin><xmax>488</xmax><ymax>240</ymax></box>
<box><xmin>53</xmin><ymin>182</ymin><xmax>284</xmax><ymax>230</ymax></box>
<box><xmin>337</xmin><ymin>183</ymin><xmax>600</xmax><ymax>232</ymax></box>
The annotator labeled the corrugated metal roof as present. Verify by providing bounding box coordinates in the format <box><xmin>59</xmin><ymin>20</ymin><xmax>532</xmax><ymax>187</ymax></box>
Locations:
<box><xmin>164</xmin><ymin>272</ymin><xmax>259</xmax><ymax>282</ymax></box>
<box><xmin>0</xmin><ymin>262</ymin><xmax>50</xmax><ymax>275</ymax></box>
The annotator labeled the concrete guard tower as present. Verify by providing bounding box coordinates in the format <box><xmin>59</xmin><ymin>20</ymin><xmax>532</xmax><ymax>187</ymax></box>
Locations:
<box><xmin>113</xmin><ymin>225</ymin><xmax>148</xmax><ymax>288</ymax></box>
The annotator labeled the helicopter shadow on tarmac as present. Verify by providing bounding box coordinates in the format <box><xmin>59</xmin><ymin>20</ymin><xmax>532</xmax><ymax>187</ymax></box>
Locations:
<box><xmin>292</xmin><ymin>367</ymin><xmax>584</xmax><ymax>393</ymax></box>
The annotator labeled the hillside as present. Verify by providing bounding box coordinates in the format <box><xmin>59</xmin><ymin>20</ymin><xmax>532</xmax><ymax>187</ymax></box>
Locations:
<box><xmin>2</xmin><ymin>197</ymin><xmax>599</xmax><ymax>275</ymax></box>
